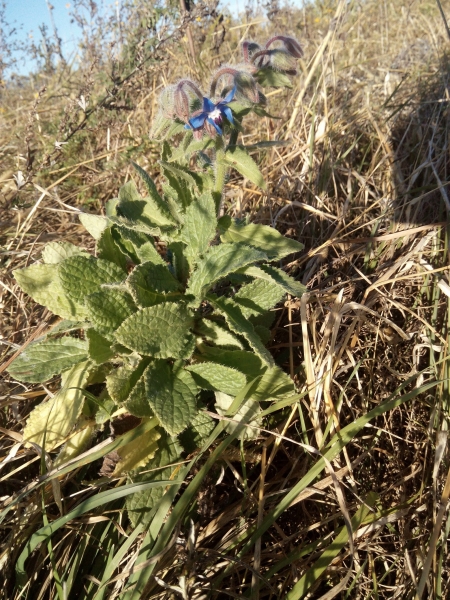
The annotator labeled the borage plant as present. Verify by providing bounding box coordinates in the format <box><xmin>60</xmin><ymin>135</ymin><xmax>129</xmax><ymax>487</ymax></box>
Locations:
<box><xmin>8</xmin><ymin>36</ymin><xmax>305</xmax><ymax>530</ymax></box>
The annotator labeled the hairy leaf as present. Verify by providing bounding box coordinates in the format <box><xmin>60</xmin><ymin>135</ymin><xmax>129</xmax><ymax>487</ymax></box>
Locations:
<box><xmin>117</xmin><ymin>180</ymin><xmax>177</xmax><ymax>230</ymax></box>
<box><xmin>181</xmin><ymin>192</ymin><xmax>217</xmax><ymax>259</ymax></box>
<box><xmin>145</xmin><ymin>361</ymin><xmax>198</xmax><ymax>435</ymax></box>
<box><xmin>115</xmin><ymin>302</ymin><xmax>195</xmax><ymax>359</ymax></box>
<box><xmin>7</xmin><ymin>337</ymin><xmax>88</xmax><ymax>383</ymax></box>
<box><xmin>244</xmin><ymin>264</ymin><xmax>306</xmax><ymax>297</ymax></box>
<box><xmin>42</xmin><ymin>242</ymin><xmax>88</xmax><ymax>264</ymax></box>
<box><xmin>97</xmin><ymin>227</ymin><xmax>128</xmax><ymax>271</ymax></box>
<box><xmin>14</xmin><ymin>263</ymin><xmax>89</xmax><ymax>320</ymax></box>
<box><xmin>124</xmin><ymin>375</ymin><xmax>153</xmax><ymax>418</ymax></box>
<box><xmin>197</xmin><ymin>347</ymin><xmax>265</xmax><ymax>379</ymax></box>
<box><xmin>180</xmin><ymin>410</ymin><xmax>215</xmax><ymax>452</ymax></box>
<box><xmin>221</xmin><ymin>221</ymin><xmax>303</xmax><ymax>259</ymax></box>
<box><xmin>223</xmin><ymin>146</ymin><xmax>266</xmax><ymax>189</ymax></box>
<box><xmin>111</xmin><ymin>224</ymin><xmax>165</xmax><ymax>266</ymax></box>
<box><xmin>59</xmin><ymin>256</ymin><xmax>126</xmax><ymax>303</ymax></box>
<box><xmin>252</xmin><ymin>366</ymin><xmax>295</xmax><ymax>402</ymax></box>
<box><xmin>23</xmin><ymin>360</ymin><xmax>92</xmax><ymax>451</ymax></box>
<box><xmin>196</xmin><ymin>319</ymin><xmax>244</xmax><ymax>350</ymax></box>
<box><xmin>132</xmin><ymin>163</ymin><xmax>182</xmax><ymax>225</ymax></box>
<box><xmin>127</xmin><ymin>262</ymin><xmax>182</xmax><ymax>307</ymax></box>
<box><xmin>187</xmin><ymin>243</ymin><xmax>267</xmax><ymax>301</ymax></box>
<box><xmin>234</xmin><ymin>278</ymin><xmax>284</xmax><ymax>318</ymax></box>
<box><xmin>186</xmin><ymin>362</ymin><xmax>247</xmax><ymax>396</ymax></box>
<box><xmin>85</xmin><ymin>288</ymin><xmax>137</xmax><ymax>334</ymax></box>
<box><xmin>126</xmin><ymin>433</ymin><xmax>183</xmax><ymax>526</ymax></box>
<box><xmin>86</xmin><ymin>329</ymin><xmax>115</xmax><ymax>365</ymax></box>
<box><xmin>106</xmin><ymin>359</ymin><xmax>148</xmax><ymax>404</ymax></box>
<box><xmin>79</xmin><ymin>213</ymin><xmax>109</xmax><ymax>240</ymax></box>
<box><xmin>209</xmin><ymin>296</ymin><xmax>274</xmax><ymax>367</ymax></box>
<box><xmin>215</xmin><ymin>391</ymin><xmax>261</xmax><ymax>440</ymax></box>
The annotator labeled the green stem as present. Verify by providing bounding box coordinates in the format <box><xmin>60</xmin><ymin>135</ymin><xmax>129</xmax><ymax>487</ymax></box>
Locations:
<box><xmin>213</xmin><ymin>137</ymin><xmax>227</xmax><ymax>214</ymax></box>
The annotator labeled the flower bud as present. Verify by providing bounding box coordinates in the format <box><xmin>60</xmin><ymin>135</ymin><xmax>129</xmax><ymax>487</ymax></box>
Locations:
<box><xmin>264</xmin><ymin>35</ymin><xmax>304</xmax><ymax>58</ymax></box>
<box><xmin>157</xmin><ymin>85</ymin><xmax>176</xmax><ymax>118</ymax></box>
<box><xmin>268</xmin><ymin>49</ymin><xmax>297</xmax><ymax>74</ymax></box>
<box><xmin>234</xmin><ymin>70</ymin><xmax>260</xmax><ymax>104</ymax></box>
<box><xmin>242</xmin><ymin>40</ymin><xmax>261</xmax><ymax>63</ymax></box>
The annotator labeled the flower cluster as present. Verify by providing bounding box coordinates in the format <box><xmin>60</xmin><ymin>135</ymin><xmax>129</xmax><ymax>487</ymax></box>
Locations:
<box><xmin>154</xmin><ymin>35</ymin><xmax>303</xmax><ymax>139</ymax></box>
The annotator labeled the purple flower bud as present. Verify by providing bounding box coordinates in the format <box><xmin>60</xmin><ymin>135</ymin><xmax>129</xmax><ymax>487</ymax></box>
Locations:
<box><xmin>242</xmin><ymin>41</ymin><xmax>261</xmax><ymax>63</ymax></box>
<box><xmin>265</xmin><ymin>35</ymin><xmax>304</xmax><ymax>58</ymax></box>
<box><xmin>267</xmin><ymin>49</ymin><xmax>298</xmax><ymax>74</ymax></box>
<box><xmin>235</xmin><ymin>70</ymin><xmax>260</xmax><ymax>104</ymax></box>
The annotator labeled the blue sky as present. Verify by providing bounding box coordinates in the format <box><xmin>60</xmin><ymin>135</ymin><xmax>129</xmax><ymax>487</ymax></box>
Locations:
<box><xmin>5</xmin><ymin>0</ymin><xmax>264</xmax><ymax>75</ymax></box>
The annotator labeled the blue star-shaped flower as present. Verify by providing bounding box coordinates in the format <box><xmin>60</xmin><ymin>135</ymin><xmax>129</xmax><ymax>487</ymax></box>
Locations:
<box><xmin>186</xmin><ymin>87</ymin><xmax>236</xmax><ymax>135</ymax></box>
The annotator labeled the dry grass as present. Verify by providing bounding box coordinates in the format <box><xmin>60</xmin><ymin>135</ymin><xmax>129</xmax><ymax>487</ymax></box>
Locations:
<box><xmin>1</xmin><ymin>0</ymin><xmax>450</xmax><ymax>598</ymax></box>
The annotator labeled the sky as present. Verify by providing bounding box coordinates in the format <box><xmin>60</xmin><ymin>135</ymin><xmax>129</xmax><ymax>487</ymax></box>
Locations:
<box><xmin>4</xmin><ymin>0</ymin><xmax>280</xmax><ymax>76</ymax></box>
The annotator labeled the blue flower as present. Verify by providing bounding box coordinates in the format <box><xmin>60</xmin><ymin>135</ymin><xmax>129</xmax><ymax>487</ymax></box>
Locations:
<box><xmin>186</xmin><ymin>87</ymin><xmax>236</xmax><ymax>136</ymax></box>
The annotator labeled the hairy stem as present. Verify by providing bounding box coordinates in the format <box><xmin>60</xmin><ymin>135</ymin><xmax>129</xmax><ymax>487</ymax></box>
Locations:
<box><xmin>213</xmin><ymin>137</ymin><xmax>227</xmax><ymax>214</ymax></box>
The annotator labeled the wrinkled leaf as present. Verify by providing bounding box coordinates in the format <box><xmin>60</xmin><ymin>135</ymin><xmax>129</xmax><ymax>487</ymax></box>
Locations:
<box><xmin>23</xmin><ymin>360</ymin><xmax>92</xmax><ymax>451</ymax></box>
<box><xmin>7</xmin><ymin>337</ymin><xmax>88</xmax><ymax>383</ymax></box>
<box><xmin>221</xmin><ymin>221</ymin><xmax>303</xmax><ymax>259</ymax></box>
<box><xmin>186</xmin><ymin>362</ymin><xmax>247</xmax><ymax>397</ymax></box>
<box><xmin>115</xmin><ymin>302</ymin><xmax>195</xmax><ymax>359</ymax></box>
<box><xmin>145</xmin><ymin>361</ymin><xmax>198</xmax><ymax>435</ymax></box>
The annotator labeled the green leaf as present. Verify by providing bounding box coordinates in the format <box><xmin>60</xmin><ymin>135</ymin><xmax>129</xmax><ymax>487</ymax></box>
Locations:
<box><xmin>41</xmin><ymin>241</ymin><xmax>88</xmax><ymax>264</ymax></box>
<box><xmin>22</xmin><ymin>360</ymin><xmax>92</xmax><ymax>451</ymax></box>
<box><xmin>180</xmin><ymin>409</ymin><xmax>215</xmax><ymax>453</ymax></box>
<box><xmin>97</xmin><ymin>226</ymin><xmax>128</xmax><ymax>271</ymax></box>
<box><xmin>256</xmin><ymin>67</ymin><xmax>293</xmax><ymax>88</ymax></box>
<box><xmin>115</xmin><ymin>302</ymin><xmax>195</xmax><ymax>359</ymax></box>
<box><xmin>215</xmin><ymin>391</ymin><xmax>261</xmax><ymax>440</ymax></box>
<box><xmin>7</xmin><ymin>337</ymin><xmax>88</xmax><ymax>383</ymax></box>
<box><xmin>13</xmin><ymin>263</ymin><xmax>88</xmax><ymax>320</ymax></box>
<box><xmin>209</xmin><ymin>296</ymin><xmax>274</xmax><ymax>367</ymax></box>
<box><xmin>244</xmin><ymin>264</ymin><xmax>306</xmax><ymax>297</ymax></box>
<box><xmin>234</xmin><ymin>278</ymin><xmax>285</xmax><ymax>318</ymax></box>
<box><xmin>124</xmin><ymin>375</ymin><xmax>153</xmax><ymax>418</ymax></box>
<box><xmin>223</xmin><ymin>146</ymin><xmax>266</xmax><ymax>189</ymax></box>
<box><xmin>221</xmin><ymin>221</ymin><xmax>304</xmax><ymax>259</ymax></box>
<box><xmin>127</xmin><ymin>262</ymin><xmax>182</xmax><ymax>308</ymax></box>
<box><xmin>106</xmin><ymin>359</ymin><xmax>148</xmax><ymax>404</ymax></box>
<box><xmin>111</xmin><ymin>224</ymin><xmax>165</xmax><ymax>266</ymax></box>
<box><xmin>196</xmin><ymin>347</ymin><xmax>265</xmax><ymax>379</ymax></box>
<box><xmin>126</xmin><ymin>433</ymin><xmax>183</xmax><ymax>526</ymax></box>
<box><xmin>170</xmin><ymin>137</ymin><xmax>214</xmax><ymax>162</ymax></box>
<box><xmin>167</xmin><ymin>241</ymin><xmax>190</xmax><ymax>286</ymax></box>
<box><xmin>85</xmin><ymin>288</ymin><xmax>137</xmax><ymax>335</ymax></box>
<box><xmin>86</xmin><ymin>329</ymin><xmax>115</xmax><ymax>364</ymax></box>
<box><xmin>187</xmin><ymin>243</ymin><xmax>267</xmax><ymax>301</ymax></box>
<box><xmin>59</xmin><ymin>256</ymin><xmax>126</xmax><ymax>304</ymax></box>
<box><xmin>180</xmin><ymin>192</ymin><xmax>217</xmax><ymax>260</ymax></box>
<box><xmin>159</xmin><ymin>160</ymin><xmax>202</xmax><ymax>189</ymax></box>
<box><xmin>196</xmin><ymin>319</ymin><xmax>244</xmax><ymax>350</ymax></box>
<box><xmin>131</xmin><ymin>162</ymin><xmax>182</xmax><ymax>225</ymax></box>
<box><xmin>79</xmin><ymin>213</ymin><xmax>109</xmax><ymax>240</ymax></box>
<box><xmin>186</xmin><ymin>362</ymin><xmax>247</xmax><ymax>396</ymax></box>
<box><xmin>144</xmin><ymin>361</ymin><xmax>198</xmax><ymax>435</ymax></box>
<box><xmin>117</xmin><ymin>180</ymin><xmax>177</xmax><ymax>230</ymax></box>
<box><xmin>251</xmin><ymin>366</ymin><xmax>295</xmax><ymax>402</ymax></box>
